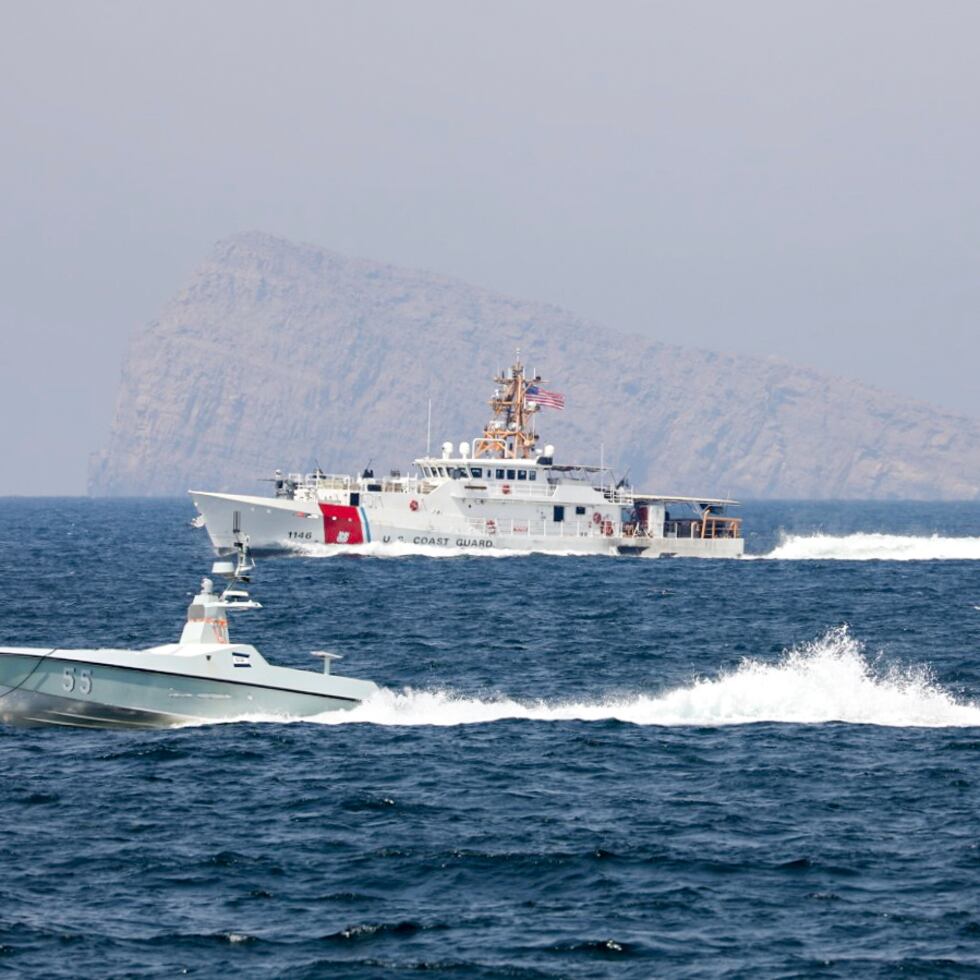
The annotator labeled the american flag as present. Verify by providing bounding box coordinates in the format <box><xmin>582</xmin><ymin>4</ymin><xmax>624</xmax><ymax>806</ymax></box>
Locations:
<box><xmin>526</xmin><ymin>385</ymin><xmax>565</xmax><ymax>410</ymax></box>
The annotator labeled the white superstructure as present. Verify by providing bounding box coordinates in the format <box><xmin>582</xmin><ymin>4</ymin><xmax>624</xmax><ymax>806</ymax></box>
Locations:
<box><xmin>191</xmin><ymin>358</ymin><xmax>743</xmax><ymax>558</ymax></box>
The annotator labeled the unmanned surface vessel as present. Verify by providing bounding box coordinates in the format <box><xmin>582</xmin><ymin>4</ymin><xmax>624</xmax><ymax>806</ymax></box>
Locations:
<box><xmin>191</xmin><ymin>357</ymin><xmax>743</xmax><ymax>558</ymax></box>
<box><xmin>0</xmin><ymin>544</ymin><xmax>377</xmax><ymax>729</ymax></box>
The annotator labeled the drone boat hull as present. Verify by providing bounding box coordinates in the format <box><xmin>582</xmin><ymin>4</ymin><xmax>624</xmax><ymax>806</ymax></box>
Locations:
<box><xmin>0</xmin><ymin>647</ymin><xmax>373</xmax><ymax>730</ymax></box>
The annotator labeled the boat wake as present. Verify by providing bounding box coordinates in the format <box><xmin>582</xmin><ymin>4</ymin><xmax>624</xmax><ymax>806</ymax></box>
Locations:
<box><xmin>290</xmin><ymin>541</ymin><xmax>600</xmax><ymax>559</ymax></box>
<box><xmin>756</xmin><ymin>532</ymin><xmax>980</xmax><ymax>562</ymax></box>
<box><xmin>224</xmin><ymin>627</ymin><xmax>979</xmax><ymax>730</ymax></box>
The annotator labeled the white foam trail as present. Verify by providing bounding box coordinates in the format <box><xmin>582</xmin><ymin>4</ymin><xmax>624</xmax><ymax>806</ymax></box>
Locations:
<box><xmin>290</xmin><ymin>541</ymin><xmax>599</xmax><ymax>559</ymax></box>
<box><xmin>757</xmin><ymin>532</ymin><xmax>980</xmax><ymax>562</ymax></box>
<box><xmin>287</xmin><ymin>627</ymin><xmax>978</xmax><ymax>729</ymax></box>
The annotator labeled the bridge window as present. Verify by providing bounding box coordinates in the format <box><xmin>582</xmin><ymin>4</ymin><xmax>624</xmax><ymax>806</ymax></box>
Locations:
<box><xmin>471</xmin><ymin>467</ymin><xmax>482</xmax><ymax>478</ymax></box>
<box><xmin>496</xmin><ymin>469</ymin><xmax>505</xmax><ymax>480</ymax></box>
<box><xmin>506</xmin><ymin>469</ymin><xmax>516</xmax><ymax>480</ymax></box>
<box><xmin>553</xmin><ymin>505</ymin><xmax>565</xmax><ymax>522</ymax></box>
<box><xmin>529</xmin><ymin>470</ymin><xmax>537</xmax><ymax>481</ymax></box>
<box><xmin>575</xmin><ymin>506</ymin><xmax>586</xmax><ymax>515</ymax></box>
<box><xmin>517</xmin><ymin>470</ymin><xmax>527</xmax><ymax>480</ymax></box>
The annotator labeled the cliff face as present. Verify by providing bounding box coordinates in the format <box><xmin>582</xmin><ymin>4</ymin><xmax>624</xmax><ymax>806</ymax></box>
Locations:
<box><xmin>90</xmin><ymin>231</ymin><xmax>980</xmax><ymax>499</ymax></box>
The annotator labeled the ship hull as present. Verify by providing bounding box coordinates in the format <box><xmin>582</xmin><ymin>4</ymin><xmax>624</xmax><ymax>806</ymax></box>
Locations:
<box><xmin>0</xmin><ymin>650</ymin><xmax>363</xmax><ymax>730</ymax></box>
<box><xmin>190</xmin><ymin>491</ymin><xmax>744</xmax><ymax>558</ymax></box>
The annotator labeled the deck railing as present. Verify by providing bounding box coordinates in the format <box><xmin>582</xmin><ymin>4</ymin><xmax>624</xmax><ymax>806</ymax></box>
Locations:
<box><xmin>303</xmin><ymin>474</ymin><xmax>431</xmax><ymax>498</ymax></box>
<box><xmin>462</xmin><ymin>517</ymin><xmax>741</xmax><ymax>541</ymax></box>
<box><xmin>664</xmin><ymin>518</ymin><xmax>741</xmax><ymax>540</ymax></box>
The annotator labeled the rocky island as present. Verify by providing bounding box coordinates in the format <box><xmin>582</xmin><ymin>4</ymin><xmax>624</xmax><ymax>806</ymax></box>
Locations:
<box><xmin>90</xmin><ymin>232</ymin><xmax>980</xmax><ymax>500</ymax></box>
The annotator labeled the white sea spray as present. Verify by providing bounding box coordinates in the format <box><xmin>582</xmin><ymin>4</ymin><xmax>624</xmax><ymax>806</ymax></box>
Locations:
<box><xmin>211</xmin><ymin>627</ymin><xmax>980</xmax><ymax>730</ymax></box>
<box><xmin>757</xmin><ymin>532</ymin><xmax>980</xmax><ymax>561</ymax></box>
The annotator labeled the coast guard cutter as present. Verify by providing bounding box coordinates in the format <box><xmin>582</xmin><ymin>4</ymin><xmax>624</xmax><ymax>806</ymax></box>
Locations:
<box><xmin>191</xmin><ymin>358</ymin><xmax>743</xmax><ymax>558</ymax></box>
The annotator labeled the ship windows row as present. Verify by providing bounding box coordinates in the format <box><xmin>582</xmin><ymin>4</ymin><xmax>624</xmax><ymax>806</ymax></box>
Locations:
<box><xmin>420</xmin><ymin>465</ymin><xmax>538</xmax><ymax>482</ymax></box>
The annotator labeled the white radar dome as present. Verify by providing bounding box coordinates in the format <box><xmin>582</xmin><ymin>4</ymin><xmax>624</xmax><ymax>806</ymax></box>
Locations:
<box><xmin>545</xmin><ymin>444</ymin><xmax>555</xmax><ymax>457</ymax></box>
<box><xmin>441</xmin><ymin>441</ymin><xmax>453</xmax><ymax>459</ymax></box>
<box><xmin>458</xmin><ymin>441</ymin><xmax>470</xmax><ymax>458</ymax></box>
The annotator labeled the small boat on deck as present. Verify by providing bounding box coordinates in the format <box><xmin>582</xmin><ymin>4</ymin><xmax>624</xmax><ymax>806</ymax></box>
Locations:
<box><xmin>0</xmin><ymin>544</ymin><xmax>377</xmax><ymax>729</ymax></box>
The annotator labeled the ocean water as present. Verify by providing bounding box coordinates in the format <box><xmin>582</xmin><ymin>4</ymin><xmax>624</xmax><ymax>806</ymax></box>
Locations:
<box><xmin>2</xmin><ymin>498</ymin><xmax>980</xmax><ymax>977</ymax></box>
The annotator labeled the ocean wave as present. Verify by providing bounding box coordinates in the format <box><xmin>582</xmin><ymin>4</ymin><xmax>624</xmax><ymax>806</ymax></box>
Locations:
<box><xmin>756</xmin><ymin>532</ymin><xmax>980</xmax><ymax>561</ymax></box>
<box><xmin>289</xmin><ymin>626</ymin><xmax>979</xmax><ymax>729</ymax></box>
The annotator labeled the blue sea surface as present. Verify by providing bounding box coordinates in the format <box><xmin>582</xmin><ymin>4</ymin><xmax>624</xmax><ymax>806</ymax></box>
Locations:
<box><xmin>2</xmin><ymin>498</ymin><xmax>980</xmax><ymax>977</ymax></box>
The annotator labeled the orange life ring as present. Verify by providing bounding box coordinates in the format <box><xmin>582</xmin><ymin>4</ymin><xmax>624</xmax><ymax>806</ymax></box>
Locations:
<box><xmin>501</xmin><ymin>484</ymin><xmax>511</xmax><ymax>495</ymax></box>
<box><xmin>409</xmin><ymin>499</ymin><xmax>420</xmax><ymax>512</ymax></box>
<box><xmin>486</xmin><ymin>519</ymin><xmax>496</xmax><ymax>535</ymax></box>
<box><xmin>592</xmin><ymin>512</ymin><xmax>602</xmax><ymax>525</ymax></box>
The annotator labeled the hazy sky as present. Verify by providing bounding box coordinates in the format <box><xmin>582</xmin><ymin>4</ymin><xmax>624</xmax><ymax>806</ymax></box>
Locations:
<box><xmin>2</xmin><ymin>1</ymin><xmax>979</xmax><ymax>494</ymax></box>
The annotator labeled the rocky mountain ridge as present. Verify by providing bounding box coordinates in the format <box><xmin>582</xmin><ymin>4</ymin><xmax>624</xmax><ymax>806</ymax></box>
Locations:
<box><xmin>89</xmin><ymin>232</ymin><xmax>980</xmax><ymax>499</ymax></box>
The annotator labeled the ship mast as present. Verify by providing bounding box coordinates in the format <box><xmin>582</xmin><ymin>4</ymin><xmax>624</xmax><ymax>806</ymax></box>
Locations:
<box><xmin>471</xmin><ymin>352</ymin><xmax>541</xmax><ymax>459</ymax></box>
